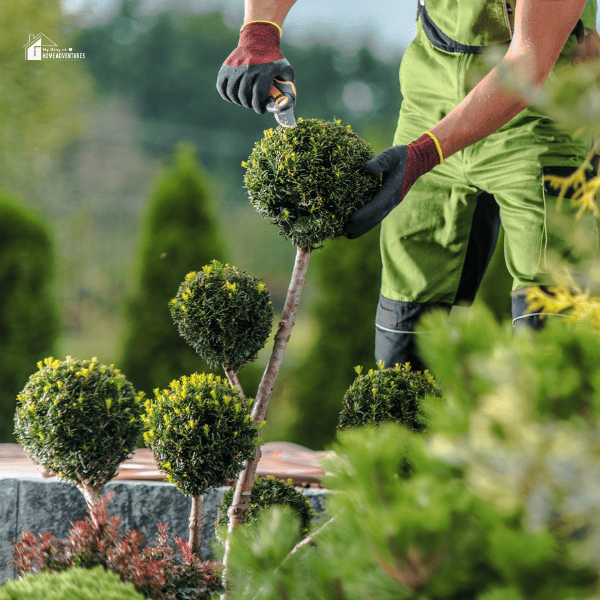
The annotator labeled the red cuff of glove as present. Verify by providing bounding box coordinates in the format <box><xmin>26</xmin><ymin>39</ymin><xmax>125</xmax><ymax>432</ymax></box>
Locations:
<box><xmin>400</xmin><ymin>133</ymin><xmax>443</xmax><ymax>198</ymax></box>
<box><xmin>225</xmin><ymin>21</ymin><xmax>284</xmax><ymax>66</ymax></box>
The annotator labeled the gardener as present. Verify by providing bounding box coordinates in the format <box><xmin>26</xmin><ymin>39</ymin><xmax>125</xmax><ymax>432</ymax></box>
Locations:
<box><xmin>217</xmin><ymin>0</ymin><xmax>600</xmax><ymax>370</ymax></box>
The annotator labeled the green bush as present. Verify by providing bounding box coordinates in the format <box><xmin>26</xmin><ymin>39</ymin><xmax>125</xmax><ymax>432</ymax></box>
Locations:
<box><xmin>216</xmin><ymin>476</ymin><xmax>315</xmax><ymax>539</ymax></box>
<box><xmin>225</xmin><ymin>421</ymin><xmax>600</xmax><ymax>600</ymax></box>
<box><xmin>170</xmin><ymin>260</ymin><xmax>273</xmax><ymax>373</ymax></box>
<box><xmin>0</xmin><ymin>192</ymin><xmax>58</xmax><ymax>443</ymax></box>
<box><xmin>122</xmin><ymin>143</ymin><xmax>226</xmax><ymax>395</ymax></box>
<box><xmin>338</xmin><ymin>363</ymin><xmax>441</xmax><ymax>431</ymax></box>
<box><xmin>243</xmin><ymin>118</ymin><xmax>380</xmax><ymax>250</ymax></box>
<box><xmin>0</xmin><ymin>566</ymin><xmax>144</xmax><ymax>600</ymax></box>
<box><xmin>142</xmin><ymin>372</ymin><xmax>259</xmax><ymax>496</ymax></box>
<box><xmin>14</xmin><ymin>357</ymin><xmax>143</xmax><ymax>495</ymax></box>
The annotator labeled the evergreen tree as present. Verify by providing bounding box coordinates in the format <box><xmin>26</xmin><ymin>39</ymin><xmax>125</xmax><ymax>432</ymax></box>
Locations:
<box><xmin>0</xmin><ymin>192</ymin><xmax>58</xmax><ymax>442</ymax></box>
<box><xmin>289</xmin><ymin>227</ymin><xmax>381</xmax><ymax>449</ymax></box>
<box><xmin>121</xmin><ymin>143</ymin><xmax>225</xmax><ymax>395</ymax></box>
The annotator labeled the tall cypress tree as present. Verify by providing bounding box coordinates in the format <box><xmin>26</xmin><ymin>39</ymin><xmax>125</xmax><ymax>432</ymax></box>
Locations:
<box><xmin>0</xmin><ymin>192</ymin><xmax>58</xmax><ymax>442</ymax></box>
<box><xmin>121</xmin><ymin>143</ymin><xmax>225</xmax><ymax>395</ymax></box>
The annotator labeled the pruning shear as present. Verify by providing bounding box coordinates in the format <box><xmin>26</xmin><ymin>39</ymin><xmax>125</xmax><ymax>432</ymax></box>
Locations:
<box><xmin>267</xmin><ymin>78</ymin><xmax>297</xmax><ymax>128</ymax></box>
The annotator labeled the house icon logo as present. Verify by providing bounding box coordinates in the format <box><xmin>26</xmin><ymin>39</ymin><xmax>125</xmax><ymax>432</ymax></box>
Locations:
<box><xmin>23</xmin><ymin>33</ymin><xmax>58</xmax><ymax>60</ymax></box>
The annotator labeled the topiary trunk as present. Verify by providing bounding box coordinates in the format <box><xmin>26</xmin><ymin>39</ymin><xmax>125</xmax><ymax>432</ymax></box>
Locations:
<box><xmin>221</xmin><ymin>245</ymin><xmax>311</xmax><ymax>588</ymax></box>
<box><xmin>189</xmin><ymin>494</ymin><xmax>204</xmax><ymax>555</ymax></box>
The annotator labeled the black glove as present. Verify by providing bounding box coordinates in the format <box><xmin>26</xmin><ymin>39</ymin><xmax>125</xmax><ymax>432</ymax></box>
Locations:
<box><xmin>216</xmin><ymin>21</ymin><xmax>295</xmax><ymax>114</ymax></box>
<box><xmin>345</xmin><ymin>133</ymin><xmax>442</xmax><ymax>239</ymax></box>
<box><xmin>345</xmin><ymin>145</ymin><xmax>408</xmax><ymax>239</ymax></box>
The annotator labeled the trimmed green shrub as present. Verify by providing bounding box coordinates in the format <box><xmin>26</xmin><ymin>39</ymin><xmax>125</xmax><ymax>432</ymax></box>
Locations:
<box><xmin>14</xmin><ymin>356</ymin><xmax>143</xmax><ymax>498</ymax></box>
<box><xmin>122</xmin><ymin>142</ymin><xmax>226</xmax><ymax>395</ymax></box>
<box><xmin>142</xmin><ymin>373</ymin><xmax>259</xmax><ymax>497</ymax></box>
<box><xmin>337</xmin><ymin>363</ymin><xmax>441</xmax><ymax>431</ymax></box>
<box><xmin>0</xmin><ymin>192</ymin><xmax>58</xmax><ymax>443</ymax></box>
<box><xmin>0</xmin><ymin>566</ymin><xmax>144</xmax><ymax>600</ymax></box>
<box><xmin>243</xmin><ymin>118</ymin><xmax>380</xmax><ymax>250</ymax></box>
<box><xmin>170</xmin><ymin>261</ymin><xmax>273</xmax><ymax>373</ymax></box>
<box><xmin>216</xmin><ymin>476</ymin><xmax>315</xmax><ymax>539</ymax></box>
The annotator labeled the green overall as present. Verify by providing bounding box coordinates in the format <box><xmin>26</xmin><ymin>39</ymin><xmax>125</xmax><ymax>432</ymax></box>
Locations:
<box><xmin>380</xmin><ymin>0</ymin><xmax>599</xmax><ymax>305</ymax></box>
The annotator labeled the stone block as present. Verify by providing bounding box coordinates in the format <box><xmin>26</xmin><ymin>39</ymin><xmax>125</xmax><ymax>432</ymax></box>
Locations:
<box><xmin>0</xmin><ymin>478</ymin><xmax>327</xmax><ymax>585</ymax></box>
<box><xmin>0</xmin><ymin>479</ymin><xmax>19</xmax><ymax>583</ymax></box>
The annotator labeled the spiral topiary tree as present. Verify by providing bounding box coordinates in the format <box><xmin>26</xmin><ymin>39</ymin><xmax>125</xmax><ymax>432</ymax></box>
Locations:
<box><xmin>14</xmin><ymin>357</ymin><xmax>144</xmax><ymax>509</ymax></box>
<box><xmin>338</xmin><ymin>363</ymin><xmax>442</xmax><ymax>431</ymax></box>
<box><xmin>142</xmin><ymin>372</ymin><xmax>259</xmax><ymax>554</ymax></box>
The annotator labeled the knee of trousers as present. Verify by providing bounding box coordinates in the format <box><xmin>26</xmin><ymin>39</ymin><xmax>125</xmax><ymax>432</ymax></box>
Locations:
<box><xmin>375</xmin><ymin>295</ymin><xmax>451</xmax><ymax>370</ymax></box>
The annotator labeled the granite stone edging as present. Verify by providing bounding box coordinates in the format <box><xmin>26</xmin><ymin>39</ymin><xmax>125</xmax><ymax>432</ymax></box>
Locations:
<box><xmin>0</xmin><ymin>478</ymin><xmax>327</xmax><ymax>584</ymax></box>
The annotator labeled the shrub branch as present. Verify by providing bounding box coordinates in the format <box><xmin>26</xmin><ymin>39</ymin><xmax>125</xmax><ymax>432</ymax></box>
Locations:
<box><xmin>222</xmin><ymin>245</ymin><xmax>311</xmax><ymax>588</ymax></box>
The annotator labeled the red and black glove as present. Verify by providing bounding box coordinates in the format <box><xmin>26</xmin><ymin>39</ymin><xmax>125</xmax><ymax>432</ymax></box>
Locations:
<box><xmin>217</xmin><ymin>21</ymin><xmax>295</xmax><ymax>114</ymax></box>
<box><xmin>345</xmin><ymin>133</ymin><xmax>443</xmax><ymax>239</ymax></box>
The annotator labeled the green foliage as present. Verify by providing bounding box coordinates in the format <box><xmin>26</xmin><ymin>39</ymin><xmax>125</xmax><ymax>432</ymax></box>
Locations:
<box><xmin>338</xmin><ymin>363</ymin><xmax>441</xmax><ymax>431</ymax></box>
<box><xmin>224</xmin><ymin>303</ymin><xmax>600</xmax><ymax>599</ymax></box>
<box><xmin>226</xmin><ymin>423</ymin><xmax>600</xmax><ymax>600</ymax></box>
<box><xmin>288</xmin><ymin>228</ymin><xmax>380</xmax><ymax>449</ymax></box>
<box><xmin>243</xmin><ymin>118</ymin><xmax>380</xmax><ymax>250</ymax></box>
<box><xmin>142</xmin><ymin>373</ymin><xmax>258</xmax><ymax>497</ymax></box>
<box><xmin>121</xmin><ymin>143</ymin><xmax>226</xmax><ymax>394</ymax></box>
<box><xmin>170</xmin><ymin>260</ymin><xmax>273</xmax><ymax>373</ymax></box>
<box><xmin>14</xmin><ymin>356</ymin><xmax>143</xmax><ymax>492</ymax></box>
<box><xmin>0</xmin><ymin>192</ymin><xmax>58</xmax><ymax>443</ymax></box>
<box><xmin>0</xmin><ymin>566</ymin><xmax>144</xmax><ymax>600</ymax></box>
<box><xmin>216</xmin><ymin>477</ymin><xmax>315</xmax><ymax>539</ymax></box>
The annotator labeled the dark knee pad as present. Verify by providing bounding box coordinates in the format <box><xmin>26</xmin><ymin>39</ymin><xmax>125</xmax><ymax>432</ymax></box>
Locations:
<box><xmin>375</xmin><ymin>295</ymin><xmax>451</xmax><ymax>370</ymax></box>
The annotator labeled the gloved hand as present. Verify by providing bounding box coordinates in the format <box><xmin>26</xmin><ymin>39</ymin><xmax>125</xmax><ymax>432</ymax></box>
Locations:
<box><xmin>217</xmin><ymin>21</ymin><xmax>295</xmax><ymax>114</ymax></box>
<box><xmin>345</xmin><ymin>133</ymin><xmax>442</xmax><ymax>239</ymax></box>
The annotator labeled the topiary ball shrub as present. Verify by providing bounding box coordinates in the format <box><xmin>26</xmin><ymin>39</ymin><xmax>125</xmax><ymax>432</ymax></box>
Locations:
<box><xmin>170</xmin><ymin>260</ymin><xmax>273</xmax><ymax>373</ymax></box>
<box><xmin>142</xmin><ymin>373</ymin><xmax>259</xmax><ymax>497</ymax></box>
<box><xmin>338</xmin><ymin>363</ymin><xmax>442</xmax><ymax>431</ymax></box>
<box><xmin>14</xmin><ymin>357</ymin><xmax>144</xmax><ymax>494</ymax></box>
<box><xmin>0</xmin><ymin>566</ymin><xmax>144</xmax><ymax>600</ymax></box>
<box><xmin>243</xmin><ymin>118</ymin><xmax>381</xmax><ymax>250</ymax></box>
<box><xmin>216</xmin><ymin>476</ymin><xmax>315</xmax><ymax>540</ymax></box>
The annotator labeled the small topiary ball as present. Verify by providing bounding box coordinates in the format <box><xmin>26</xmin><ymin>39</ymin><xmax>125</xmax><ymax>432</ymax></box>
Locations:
<box><xmin>170</xmin><ymin>260</ymin><xmax>273</xmax><ymax>373</ymax></box>
<box><xmin>142</xmin><ymin>373</ymin><xmax>259</xmax><ymax>497</ymax></box>
<box><xmin>14</xmin><ymin>357</ymin><xmax>144</xmax><ymax>492</ymax></box>
<box><xmin>216</xmin><ymin>476</ymin><xmax>315</xmax><ymax>540</ymax></box>
<box><xmin>338</xmin><ymin>363</ymin><xmax>442</xmax><ymax>431</ymax></box>
<box><xmin>243</xmin><ymin>118</ymin><xmax>381</xmax><ymax>250</ymax></box>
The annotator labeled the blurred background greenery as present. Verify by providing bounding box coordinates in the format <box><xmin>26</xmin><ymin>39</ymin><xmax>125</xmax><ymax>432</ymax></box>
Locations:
<box><xmin>0</xmin><ymin>0</ymin><xmax>514</xmax><ymax>447</ymax></box>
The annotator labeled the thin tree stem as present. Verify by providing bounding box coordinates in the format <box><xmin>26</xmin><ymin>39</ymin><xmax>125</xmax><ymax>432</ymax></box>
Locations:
<box><xmin>221</xmin><ymin>245</ymin><xmax>311</xmax><ymax>595</ymax></box>
<box><xmin>189</xmin><ymin>494</ymin><xmax>204</xmax><ymax>556</ymax></box>
<box><xmin>224</xmin><ymin>369</ymin><xmax>246</xmax><ymax>402</ymax></box>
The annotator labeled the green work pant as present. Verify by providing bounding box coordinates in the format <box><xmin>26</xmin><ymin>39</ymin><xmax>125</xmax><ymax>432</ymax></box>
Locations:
<box><xmin>381</xmin><ymin>21</ymin><xmax>599</xmax><ymax>305</ymax></box>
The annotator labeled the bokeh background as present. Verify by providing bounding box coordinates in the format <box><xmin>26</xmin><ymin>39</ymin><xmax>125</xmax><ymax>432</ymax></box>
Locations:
<box><xmin>0</xmin><ymin>0</ymin><xmax>517</xmax><ymax>448</ymax></box>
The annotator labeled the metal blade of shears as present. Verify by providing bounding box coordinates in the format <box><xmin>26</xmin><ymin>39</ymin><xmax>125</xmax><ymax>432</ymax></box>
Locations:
<box><xmin>267</xmin><ymin>78</ymin><xmax>297</xmax><ymax>128</ymax></box>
